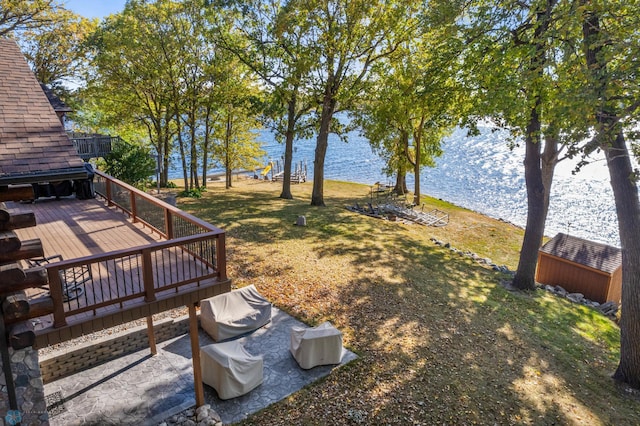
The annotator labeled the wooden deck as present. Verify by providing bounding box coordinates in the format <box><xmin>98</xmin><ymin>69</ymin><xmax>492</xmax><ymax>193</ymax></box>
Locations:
<box><xmin>12</xmin><ymin>197</ymin><xmax>162</xmax><ymax>259</ymax></box>
<box><xmin>8</xmin><ymin>178</ymin><xmax>230</xmax><ymax>348</ymax></box>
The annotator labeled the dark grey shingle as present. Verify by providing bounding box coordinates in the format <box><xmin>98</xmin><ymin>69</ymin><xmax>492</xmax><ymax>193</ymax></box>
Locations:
<box><xmin>540</xmin><ymin>233</ymin><xmax>621</xmax><ymax>275</ymax></box>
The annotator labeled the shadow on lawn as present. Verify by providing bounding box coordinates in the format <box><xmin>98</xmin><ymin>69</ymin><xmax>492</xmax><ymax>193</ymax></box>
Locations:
<box><xmin>181</xmin><ymin>181</ymin><xmax>637</xmax><ymax>425</ymax></box>
<box><xmin>314</xmin><ymin>249</ymin><xmax>629</xmax><ymax>424</ymax></box>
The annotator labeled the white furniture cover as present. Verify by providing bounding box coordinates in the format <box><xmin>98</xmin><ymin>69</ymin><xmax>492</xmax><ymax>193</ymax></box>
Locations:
<box><xmin>200</xmin><ymin>284</ymin><xmax>272</xmax><ymax>341</ymax></box>
<box><xmin>290</xmin><ymin>321</ymin><xmax>343</xmax><ymax>369</ymax></box>
<box><xmin>200</xmin><ymin>341</ymin><xmax>264</xmax><ymax>400</ymax></box>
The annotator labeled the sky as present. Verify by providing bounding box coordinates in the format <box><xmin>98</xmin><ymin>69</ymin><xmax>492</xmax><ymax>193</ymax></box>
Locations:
<box><xmin>63</xmin><ymin>0</ymin><xmax>128</xmax><ymax>19</ymax></box>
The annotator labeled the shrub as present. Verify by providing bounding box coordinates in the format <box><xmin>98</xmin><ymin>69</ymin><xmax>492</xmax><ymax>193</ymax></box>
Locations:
<box><xmin>103</xmin><ymin>141</ymin><xmax>156</xmax><ymax>188</ymax></box>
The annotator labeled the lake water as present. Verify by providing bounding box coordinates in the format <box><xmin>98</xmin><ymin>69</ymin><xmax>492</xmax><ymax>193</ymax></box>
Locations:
<box><xmin>173</xmin><ymin>123</ymin><xmax>626</xmax><ymax>247</ymax></box>
<box><xmin>262</xmin><ymin>124</ymin><xmax>626</xmax><ymax>247</ymax></box>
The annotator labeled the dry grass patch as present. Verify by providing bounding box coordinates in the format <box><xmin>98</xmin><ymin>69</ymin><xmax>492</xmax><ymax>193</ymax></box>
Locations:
<box><xmin>176</xmin><ymin>177</ymin><xmax>637</xmax><ymax>425</ymax></box>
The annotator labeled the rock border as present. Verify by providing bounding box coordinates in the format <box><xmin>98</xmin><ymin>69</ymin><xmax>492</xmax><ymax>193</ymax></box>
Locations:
<box><xmin>430</xmin><ymin>238</ymin><xmax>620</xmax><ymax>320</ymax></box>
<box><xmin>430</xmin><ymin>238</ymin><xmax>512</xmax><ymax>273</ymax></box>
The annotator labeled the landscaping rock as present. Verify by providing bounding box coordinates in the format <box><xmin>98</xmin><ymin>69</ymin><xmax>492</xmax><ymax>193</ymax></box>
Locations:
<box><xmin>430</xmin><ymin>238</ymin><xmax>514</xmax><ymax>275</ymax></box>
<box><xmin>554</xmin><ymin>285</ymin><xmax>568</xmax><ymax>297</ymax></box>
<box><xmin>598</xmin><ymin>301</ymin><xmax>619</xmax><ymax>317</ymax></box>
<box><xmin>536</xmin><ymin>285</ymin><xmax>619</xmax><ymax>320</ymax></box>
<box><xmin>567</xmin><ymin>293</ymin><xmax>585</xmax><ymax>303</ymax></box>
<box><xmin>161</xmin><ymin>404</ymin><xmax>222</xmax><ymax>426</ymax></box>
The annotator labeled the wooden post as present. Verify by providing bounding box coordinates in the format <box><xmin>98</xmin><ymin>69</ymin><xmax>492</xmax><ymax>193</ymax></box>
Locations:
<box><xmin>0</xmin><ymin>306</ymin><xmax>19</xmax><ymax>414</ymax></box>
<box><xmin>0</xmin><ymin>262</ymin><xmax>26</xmax><ymax>286</ymax></box>
<box><xmin>2</xmin><ymin>292</ymin><xmax>29</xmax><ymax>321</ymax></box>
<box><xmin>3</xmin><ymin>295</ymin><xmax>54</xmax><ymax>325</ymax></box>
<box><xmin>189</xmin><ymin>303</ymin><xmax>204</xmax><ymax>407</ymax></box>
<box><xmin>9</xmin><ymin>321</ymin><xmax>36</xmax><ymax>350</ymax></box>
<box><xmin>106</xmin><ymin>179</ymin><xmax>113</xmax><ymax>206</ymax></box>
<box><xmin>141</xmin><ymin>249</ymin><xmax>156</xmax><ymax>303</ymax></box>
<box><xmin>146</xmin><ymin>316</ymin><xmax>157</xmax><ymax>356</ymax></box>
<box><xmin>0</xmin><ymin>267</ymin><xmax>48</xmax><ymax>294</ymax></box>
<box><xmin>0</xmin><ymin>204</ymin><xmax>11</xmax><ymax>222</ymax></box>
<box><xmin>48</xmin><ymin>268</ymin><xmax>67</xmax><ymax>328</ymax></box>
<box><xmin>165</xmin><ymin>210</ymin><xmax>173</xmax><ymax>239</ymax></box>
<box><xmin>216</xmin><ymin>233</ymin><xmax>227</xmax><ymax>281</ymax></box>
<box><xmin>130</xmin><ymin>192</ymin><xmax>137</xmax><ymax>223</ymax></box>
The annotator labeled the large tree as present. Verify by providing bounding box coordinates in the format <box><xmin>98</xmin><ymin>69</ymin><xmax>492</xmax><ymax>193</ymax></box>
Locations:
<box><xmin>578</xmin><ymin>0</ymin><xmax>640</xmax><ymax>388</ymax></box>
<box><xmin>209</xmin><ymin>48</ymin><xmax>265</xmax><ymax>188</ymax></box>
<box><xmin>288</xmin><ymin>0</ymin><xmax>418</xmax><ymax>206</ymax></box>
<box><xmin>509</xmin><ymin>0</ymin><xmax>559</xmax><ymax>291</ymax></box>
<box><xmin>212</xmin><ymin>0</ymin><xmax>316</xmax><ymax>199</ymax></box>
<box><xmin>19</xmin><ymin>8</ymin><xmax>97</xmax><ymax>95</ymax></box>
<box><xmin>158</xmin><ymin>0</ymin><xmax>215</xmax><ymax>191</ymax></box>
<box><xmin>355</xmin><ymin>54</ymin><xmax>452</xmax><ymax>205</ymax></box>
<box><xmin>85</xmin><ymin>0</ymin><xmax>179</xmax><ymax>186</ymax></box>
<box><xmin>355</xmin><ymin>9</ymin><xmax>463</xmax><ymax>205</ymax></box>
<box><xmin>461</xmin><ymin>0</ymin><xmax>584</xmax><ymax>290</ymax></box>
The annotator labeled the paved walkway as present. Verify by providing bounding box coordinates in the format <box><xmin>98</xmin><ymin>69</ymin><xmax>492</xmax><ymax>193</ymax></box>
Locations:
<box><xmin>44</xmin><ymin>307</ymin><xmax>357</xmax><ymax>425</ymax></box>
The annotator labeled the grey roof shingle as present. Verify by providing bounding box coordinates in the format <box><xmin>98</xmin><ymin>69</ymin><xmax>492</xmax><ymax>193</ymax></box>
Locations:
<box><xmin>40</xmin><ymin>83</ymin><xmax>73</xmax><ymax>113</ymax></box>
<box><xmin>0</xmin><ymin>38</ymin><xmax>85</xmax><ymax>184</ymax></box>
<box><xmin>539</xmin><ymin>233</ymin><xmax>621</xmax><ymax>275</ymax></box>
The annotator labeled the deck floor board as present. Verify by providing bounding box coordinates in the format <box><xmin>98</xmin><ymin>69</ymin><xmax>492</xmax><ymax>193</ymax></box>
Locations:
<box><xmin>10</xmin><ymin>197</ymin><xmax>161</xmax><ymax>259</ymax></box>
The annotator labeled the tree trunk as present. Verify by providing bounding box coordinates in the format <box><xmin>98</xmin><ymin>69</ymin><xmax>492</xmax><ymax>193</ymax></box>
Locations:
<box><xmin>225</xmin><ymin>112</ymin><xmax>232</xmax><ymax>189</ymax></box>
<box><xmin>413</xmin><ymin>117</ymin><xmax>425</xmax><ymax>206</ymax></box>
<box><xmin>541</xmin><ymin>133</ymin><xmax>560</xmax><ymax>227</ymax></box>
<box><xmin>512</xmin><ymin>103</ymin><xmax>545</xmax><ymax>291</ymax></box>
<box><xmin>280</xmin><ymin>97</ymin><xmax>296</xmax><ymax>200</ymax></box>
<box><xmin>201</xmin><ymin>105</ymin><xmax>212</xmax><ymax>189</ymax></box>
<box><xmin>189</xmin><ymin>110</ymin><xmax>198</xmax><ymax>189</ymax></box>
<box><xmin>162</xmin><ymin>134</ymin><xmax>170</xmax><ymax>187</ymax></box>
<box><xmin>606</xmin><ymin>131</ymin><xmax>640</xmax><ymax>388</ymax></box>
<box><xmin>394</xmin><ymin>170</ymin><xmax>407</xmax><ymax>195</ymax></box>
<box><xmin>311</xmin><ymin>91</ymin><xmax>336</xmax><ymax>206</ymax></box>
<box><xmin>581</xmin><ymin>5</ymin><xmax>640</xmax><ymax>388</ymax></box>
<box><xmin>150</xmin><ymin>119</ymin><xmax>168</xmax><ymax>187</ymax></box>
<box><xmin>511</xmin><ymin>1</ymin><xmax>556</xmax><ymax>291</ymax></box>
<box><xmin>175</xmin><ymin>114</ymin><xmax>189</xmax><ymax>191</ymax></box>
<box><xmin>413</xmin><ymin>143</ymin><xmax>421</xmax><ymax>206</ymax></box>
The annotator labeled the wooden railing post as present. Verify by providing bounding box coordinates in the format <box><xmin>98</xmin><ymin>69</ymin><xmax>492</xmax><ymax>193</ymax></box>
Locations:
<box><xmin>48</xmin><ymin>268</ymin><xmax>67</xmax><ymax>328</ymax></box>
<box><xmin>142</xmin><ymin>249</ymin><xmax>156</xmax><ymax>302</ymax></box>
<box><xmin>105</xmin><ymin>178</ymin><xmax>113</xmax><ymax>206</ymax></box>
<box><xmin>165</xmin><ymin>210</ymin><xmax>174</xmax><ymax>239</ymax></box>
<box><xmin>217</xmin><ymin>233</ymin><xmax>227</xmax><ymax>281</ymax></box>
<box><xmin>131</xmin><ymin>192</ymin><xmax>137</xmax><ymax>223</ymax></box>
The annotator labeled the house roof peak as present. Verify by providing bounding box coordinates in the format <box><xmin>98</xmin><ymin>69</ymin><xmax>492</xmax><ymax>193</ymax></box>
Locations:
<box><xmin>0</xmin><ymin>38</ymin><xmax>86</xmax><ymax>185</ymax></box>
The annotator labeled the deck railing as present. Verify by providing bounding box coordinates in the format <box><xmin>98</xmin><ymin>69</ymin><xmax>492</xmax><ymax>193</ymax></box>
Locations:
<box><xmin>46</xmin><ymin>171</ymin><xmax>227</xmax><ymax>328</ymax></box>
<box><xmin>69</xmin><ymin>134</ymin><xmax>119</xmax><ymax>160</ymax></box>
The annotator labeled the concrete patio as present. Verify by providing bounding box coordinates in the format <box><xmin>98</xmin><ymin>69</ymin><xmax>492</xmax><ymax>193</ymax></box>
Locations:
<box><xmin>43</xmin><ymin>307</ymin><xmax>357</xmax><ymax>425</ymax></box>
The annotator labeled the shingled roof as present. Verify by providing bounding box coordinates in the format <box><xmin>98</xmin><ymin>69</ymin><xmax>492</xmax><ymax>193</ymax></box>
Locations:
<box><xmin>0</xmin><ymin>38</ymin><xmax>86</xmax><ymax>185</ymax></box>
<box><xmin>539</xmin><ymin>233</ymin><xmax>621</xmax><ymax>275</ymax></box>
<box><xmin>40</xmin><ymin>83</ymin><xmax>73</xmax><ymax>114</ymax></box>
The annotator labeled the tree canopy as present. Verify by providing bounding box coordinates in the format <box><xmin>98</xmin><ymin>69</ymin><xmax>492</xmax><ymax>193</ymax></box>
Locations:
<box><xmin>0</xmin><ymin>0</ymin><xmax>62</xmax><ymax>36</ymax></box>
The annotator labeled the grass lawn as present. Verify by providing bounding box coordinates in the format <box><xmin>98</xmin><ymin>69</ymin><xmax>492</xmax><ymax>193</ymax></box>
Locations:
<box><xmin>176</xmin><ymin>177</ymin><xmax>638</xmax><ymax>425</ymax></box>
